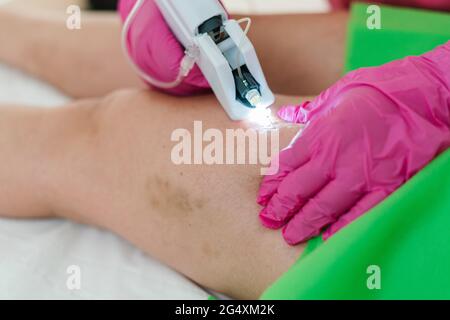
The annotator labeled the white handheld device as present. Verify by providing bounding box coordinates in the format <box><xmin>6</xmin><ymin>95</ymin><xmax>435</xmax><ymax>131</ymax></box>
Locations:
<box><xmin>123</xmin><ymin>0</ymin><xmax>275</xmax><ymax>121</ymax></box>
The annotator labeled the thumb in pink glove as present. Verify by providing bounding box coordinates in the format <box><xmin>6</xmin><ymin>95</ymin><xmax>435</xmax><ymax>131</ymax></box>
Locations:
<box><xmin>119</xmin><ymin>0</ymin><xmax>212</xmax><ymax>96</ymax></box>
<box><xmin>258</xmin><ymin>41</ymin><xmax>450</xmax><ymax>245</ymax></box>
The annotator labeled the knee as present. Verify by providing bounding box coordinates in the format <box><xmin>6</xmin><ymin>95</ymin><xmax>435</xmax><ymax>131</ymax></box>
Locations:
<box><xmin>93</xmin><ymin>88</ymin><xmax>162</xmax><ymax>134</ymax></box>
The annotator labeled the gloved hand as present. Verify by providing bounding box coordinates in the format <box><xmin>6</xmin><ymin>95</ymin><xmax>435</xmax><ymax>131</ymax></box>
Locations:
<box><xmin>118</xmin><ymin>0</ymin><xmax>212</xmax><ymax>95</ymax></box>
<box><xmin>258</xmin><ymin>42</ymin><xmax>450</xmax><ymax>245</ymax></box>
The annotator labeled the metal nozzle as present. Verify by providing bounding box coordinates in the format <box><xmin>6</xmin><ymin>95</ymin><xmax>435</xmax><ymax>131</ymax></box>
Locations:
<box><xmin>245</xmin><ymin>89</ymin><xmax>262</xmax><ymax>108</ymax></box>
<box><xmin>233</xmin><ymin>65</ymin><xmax>262</xmax><ymax>109</ymax></box>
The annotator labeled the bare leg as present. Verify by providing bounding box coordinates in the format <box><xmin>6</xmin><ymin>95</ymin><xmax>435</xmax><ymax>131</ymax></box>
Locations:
<box><xmin>0</xmin><ymin>5</ymin><xmax>347</xmax><ymax>97</ymax></box>
<box><xmin>0</xmin><ymin>5</ymin><xmax>143</xmax><ymax>98</ymax></box>
<box><xmin>0</xmin><ymin>90</ymin><xmax>306</xmax><ymax>299</ymax></box>
<box><xmin>0</xmin><ymin>100</ymin><xmax>98</xmax><ymax>219</ymax></box>
<box><xmin>247</xmin><ymin>12</ymin><xmax>348</xmax><ymax>95</ymax></box>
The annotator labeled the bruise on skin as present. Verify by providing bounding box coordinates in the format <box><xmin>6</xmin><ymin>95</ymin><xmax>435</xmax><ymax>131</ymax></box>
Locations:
<box><xmin>201</xmin><ymin>241</ymin><xmax>220</xmax><ymax>259</ymax></box>
<box><xmin>146</xmin><ymin>174</ymin><xmax>222</xmax><ymax>262</ymax></box>
<box><xmin>146</xmin><ymin>174</ymin><xmax>205</xmax><ymax>218</ymax></box>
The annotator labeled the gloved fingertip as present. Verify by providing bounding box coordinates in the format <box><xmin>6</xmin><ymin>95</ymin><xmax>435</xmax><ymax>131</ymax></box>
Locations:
<box><xmin>277</xmin><ymin>101</ymin><xmax>311</xmax><ymax>124</ymax></box>
<box><xmin>282</xmin><ymin>226</ymin><xmax>303</xmax><ymax>246</ymax></box>
<box><xmin>282</xmin><ymin>223</ymin><xmax>317</xmax><ymax>246</ymax></box>
<box><xmin>256</xmin><ymin>194</ymin><xmax>270</xmax><ymax>206</ymax></box>
<box><xmin>322</xmin><ymin>230</ymin><xmax>331</xmax><ymax>241</ymax></box>
<box><xmin>259</xmin><ymin>208</ymin><xmax>285</xmax><ymax>229</ymax></box>
<box><xmin>277</xmin><ymin>105</ymin><xmax>302</xmax><ymax>123</ymax></box>
<box><xmin>256</xmin><ymin>182</ymin><xmax>278</xmax><ymax>206</ymax></box>
<box><xmin>322</xmin><ymin>221</ymin><xmax>342</xmax><ymax>241</ymax></box>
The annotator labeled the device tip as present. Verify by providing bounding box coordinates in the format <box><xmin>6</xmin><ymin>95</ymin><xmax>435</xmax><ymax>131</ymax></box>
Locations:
<box><xmin>245</xmin><ymin>89</ymin><xmax>263</xmax><ymax>108</ymax></box>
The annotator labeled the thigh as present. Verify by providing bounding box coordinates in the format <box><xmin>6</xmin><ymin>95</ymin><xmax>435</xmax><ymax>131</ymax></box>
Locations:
<box><xmin>58</xmin><ymin>89</ymin><xmax>306</xmax><ymax>299</ymax></box>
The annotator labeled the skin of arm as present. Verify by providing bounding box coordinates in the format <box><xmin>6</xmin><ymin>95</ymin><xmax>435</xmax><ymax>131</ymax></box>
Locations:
<box><xmin>0</xmin><ymin>89</ymin><xmax>307</xmax><ymax>299</ymax></box>
<box><xmin>0</xmin><ymin>5</ymin><xmax>347</xmax><ymax>98</ymax></box>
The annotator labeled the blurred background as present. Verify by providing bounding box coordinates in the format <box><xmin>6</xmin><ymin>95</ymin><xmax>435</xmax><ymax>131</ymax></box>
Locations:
<box><xmin>4</xmin><ymin>0</ymin><xmax>330</xmax><ymax>13</ymax></box>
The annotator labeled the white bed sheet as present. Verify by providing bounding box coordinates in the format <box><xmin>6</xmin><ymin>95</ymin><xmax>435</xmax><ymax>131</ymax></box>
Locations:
<box><xmin>0</xmin><ymin>64</ymin><xmax>209</xmax><ymax>300</ymax></box>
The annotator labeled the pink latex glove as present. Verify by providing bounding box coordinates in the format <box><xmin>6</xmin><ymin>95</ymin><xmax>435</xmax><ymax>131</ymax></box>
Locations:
<box><xmin>119</xmin><ymin>0</ymin><xmax>212</xmax><ymax>96</ymax></box>
<box><xmin>258</xmin><ymin>42</ymin><xmax>450</xmax><ymax>245</ymax></box>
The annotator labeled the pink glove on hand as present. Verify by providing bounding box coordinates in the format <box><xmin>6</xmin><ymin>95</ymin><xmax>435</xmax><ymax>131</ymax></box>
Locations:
<box><xmin>119</xmin><ymin>0</ymin><xmax>211</xmax><ymax>95</ymax></box>
<box><xmin>258</xmin><ymin>42</ymin><xmax>450</xmax><ymax>245</ymax></box>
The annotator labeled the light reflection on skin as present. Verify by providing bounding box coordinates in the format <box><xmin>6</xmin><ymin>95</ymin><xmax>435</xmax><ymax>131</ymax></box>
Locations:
<box><xmin>244</xmin><ymin>105</ymin><xmax>302</xmax><ymax>132</ymax></box>
<box><xmin>239</xmin><ymin>105</ymin><xmax>305</xmax><ymax>175</ymax></box>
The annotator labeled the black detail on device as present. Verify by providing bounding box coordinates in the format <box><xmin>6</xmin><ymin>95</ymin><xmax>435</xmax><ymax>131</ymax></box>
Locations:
<box><xmin>198</xmin><ymin>15</ymin><xmax>229</xmax><ymax>44</ymax></box>
<box><xmin>233</xmin><ymin>65</ymin><xmax>261</xmax><ymax>108</ymax></box>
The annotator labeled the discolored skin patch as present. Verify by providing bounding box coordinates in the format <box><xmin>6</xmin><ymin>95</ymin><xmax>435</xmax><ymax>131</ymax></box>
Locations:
<box><xmin>146</xmin><ymin>174</ymin><xmax>205</xmax><ymax>219</ymax></box>
<box><xmin>201</xmin><ymin>241</ymin><xmax>221</xmax><ymax>260</ymax></box>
